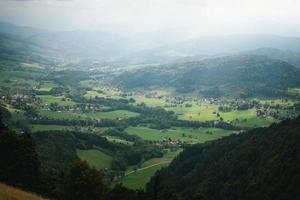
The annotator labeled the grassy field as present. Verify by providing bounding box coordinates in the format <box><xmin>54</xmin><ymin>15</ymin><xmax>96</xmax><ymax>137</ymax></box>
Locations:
<box><xmin>38</xmin><ymin>95</ymin><xmax>76</xmax><ymax>106</ymax></box>
<box><xmin>30</xmin><ymin>124</ymin><xmax>72</xmax><ymax>132</ymax></box>
<box><xmin>126</xmin><ymin>126</ymin><xmax>234</xmax><ymax>143</ymax></box>
<box><xmin>133</xmin><ymin>96</ymin><xmax>169</xmax><ymax>107</ymax></box>
<box><xmin>39</xmin><ymin>110</ymin><xmax>82</xmax><ymax>120</ymax></box>
<box><xmin>122</xmin><ymin>150</ymin><xmax>181</xmax><ymax>189</ymax></box>
<box><xmin>140</xmin><ymin>150</ymin><xmax>181</xmax><ymax>168</ymax></box>
<box><xmin>131</xmin><ymin>95</ymin><xmax>288</xmax><ymax>128</ymax></box>
<box><xmin>95</xmin><ymin>127</ymin><xmax>111</xmax><ymax>132</ymax></box>
<box><xmin>132</xmin><ymin>96</ymin><xmax>219</xmax><ymax>117</ymax></box>
<box><xmin>39</xmin><ymin>110</ymin><xmax>139</xmax><ymax>120</ymax></box>
<box><xmin>167</xmin><ymin>103</ymin><xmax>278</xmax><ymax>128</ymax></box>
<box><xmin>36</xmin><ymin>81</ymin><xmax>58</xmax><ymax>92</ymax></box>
<box><xmin>30</xmin><ymin>125</ymin><xmax>124</xmax><ymax>134</ymax></box>
<box><xmin>3</xmin><ymin>104</ymin><xmax>27</xmax><ymax>122</ymax></box>
<box><xmin>84</xmin><ymin>89</ymin><xmax>122</xmax><ymax>99</ymax></box>
<box><xmin>0</xmin><ymin>183</ymin><xmax>47</xmax><ymax>200</ymax></box>
<box><xmin>84</xmin><ymin>90</ymin><xmax>106</xmax><ymax>99</ymax></box>
<box><xmin>167</xmin><ymin>102</ymin><xmax>219</xmax><ymax>121</ymax></box>
<box><xmin>0</xmin><ymin>70</ymin><xmax>41</xmax><ymax>82</ymax></box>
<box><xmin>231</xmin><ymin>116</ymin><xmax>277</xmax><ymax>128</ymax></box>
<box><xmin>104</xmin><ymin>135</ymin><xmax>134</xmax><ymax>145</ymax></box>
<box><xmin>122</xmin><ymin>163</ymin><xmax>169</xmax><ymax>189</ymax></box>
<box><xmin>77</xmin><ymin>149</ymin><xmax>113</xmax><ymax>170</ymax></box>
<box><xmin>220</xmin><ymin>108</ymin><xmax>278</xmax><ymax>128</ymax></box>
<box><xmin>85</xmin><ymin>110</ymin><xmax>139</xmax><ymax>120</ymax></box>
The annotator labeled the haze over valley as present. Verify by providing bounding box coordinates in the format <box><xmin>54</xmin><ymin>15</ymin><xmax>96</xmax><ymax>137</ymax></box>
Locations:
<box><xmin>0</xmin><ymin>1</ymin><xmax>300</xmax><ymax>200</ymax></box>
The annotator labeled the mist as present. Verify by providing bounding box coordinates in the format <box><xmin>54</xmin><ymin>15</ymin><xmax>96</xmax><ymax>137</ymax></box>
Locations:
<box><xmin>1</xmin><ymin>0</ymin><xmax>300</xmax><ymax>37</ymax></box>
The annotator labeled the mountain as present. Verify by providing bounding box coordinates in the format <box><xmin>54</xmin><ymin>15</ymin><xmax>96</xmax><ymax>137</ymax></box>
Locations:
<box><xmin>147</xmin><ymin>117</ymin><xmax>300</xmax><ymax>200</ymax></box>
<box><xmin>0</xmin><ymin>22</ymin><xmax>46</xmax><ymax>37</ymax></box>
<box><xmin>155</xmin><ymin>34</ymin><xmax>300</xmax><ymax>56</ymax></box>
<box><xmin>0</xmin><ymin>23</ymin><xmax>132</xmax><ymax>60</ymax></box>
<box><xmin>2</xmin><ymin>23</ymin><xmax>300</xmax><ymax>63</ymax></box>
<box><xmin>114</xmin><ymin>55</ymin><xmax>300</xmax><ymax>97</ymax></box>
<box><xmin>242</xmin><ymin>48</ymin><xmax>300</xmax><ymax>68</ymax></box>
<box><xmin>0</xmin><ymin>24</ymin><xmax>56</xmax><ymax>64</ymax></box>
<box><xmin>110</xmin><ymin>34</ymin><xmax>300</xmax><ymax>65</ymax></box>
<box><xmin>0</xmin><ymin>32</ymin><xmax>53</xmax><ymax>64</ymax></box>
<box><xmin>28</xmin><ymin>30</ymin><xmax>132</xmax><ymax>59</ymax></box>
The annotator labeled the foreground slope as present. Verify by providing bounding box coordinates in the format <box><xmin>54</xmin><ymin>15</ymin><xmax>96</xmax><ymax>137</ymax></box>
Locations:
<box><xmin>0</xmin><ymin>183</ymin><xmax>47</xmax><ymax>200</ymax></box>
<box><xmin>147</xmin><ymin>117</ymin><xmax>300</xmax><ymax>200</ymax></box>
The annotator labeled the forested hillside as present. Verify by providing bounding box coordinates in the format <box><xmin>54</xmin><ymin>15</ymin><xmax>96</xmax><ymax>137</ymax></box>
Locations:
<box><xmin>243</xmin><ymin>48</ymin><xmax>300</xmax><ymax>68</ymax></box>
<box><xmin>147</xmin><ymin>117</ymin><xmax>300</xmax><ymax>200</ymax></box>
<box><xmin>115</xmin><ymin>55</ymin><xmax>300</xmax><ymax>97</ymax></box>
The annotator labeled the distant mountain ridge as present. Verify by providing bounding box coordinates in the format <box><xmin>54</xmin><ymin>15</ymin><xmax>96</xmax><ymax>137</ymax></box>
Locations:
<box><xmin>2</xmin><ymin>23</ymin><xmax>300</xmax><ymax>62</ymax></box>
<box><xmin>0</xmin><ymin>32</ymin><xmax>52</xmax><ymax>64</ymax></box>
<box><xmin>156</xmin><ymin>34</ymin><xmax>300</xmax><ymax>56</ymax></box>
<box><xmin>0</xmin><ymin>22</ymin><xmax>46</xmax><ymax>37</ymax></box>
<box><xmin>28</xmin><ymin>30</ymin><xmax>131</xmax><ymax>59</ymax></box>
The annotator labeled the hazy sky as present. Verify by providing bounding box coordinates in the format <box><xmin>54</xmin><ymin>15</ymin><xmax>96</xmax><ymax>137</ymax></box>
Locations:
<box><xmin>1</xmin><ymin>0</ymin><xmax>300</xmax><ymax>36</ymax></box>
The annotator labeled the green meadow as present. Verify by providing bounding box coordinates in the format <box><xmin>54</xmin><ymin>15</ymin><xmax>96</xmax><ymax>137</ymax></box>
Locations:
<box><xmin>84</xmin><ymin>89</ymin><xmax>122</xmax><ymax>99</ymax></box>
<box><xmin>84</xmin><ymin>110</ymin><xmax>139</xmax><ymax>120</ymax></box>
<box><xmin>39</xmin><ymin>110</ymin><xmax>82</xmax><ymax>120</ymax></box>
<box><xmin>220</xmin><ymin>108</ymin><xmax>278</xmax><ymax>128</ymax></box>
<box><xmin>122</xmin><ymin>163</ymin><xmax>169</xmax><ymax>189</ymax></box>
<box><xmin>38</xmin><ymin>95</ymin><xmax>76</xmax><ymax>106</ymax></box>
<box><xmin>30</xmin><ymin>124</ymin><xmax>72</xmax><ymax>132</ymax></box>
<box><xmin>39</xmin><ymin>110</ymin><xmax>139</xmax><ymax>120</ymax></box>
<box><xmin>36</xmin><ymin>82</ymin><xmax>58</xmax><ymax>92</ymax></box>
<box><xmin>0</xmin><ymin>70</ymin><xmax>41</xmax><ymax>81</ymax></box>
<box><xmin>167</xmin><ymin>102</ymin><xmax>219</xmax><ymax>121</ymax></box>
<box><xmin>133</xmin><ymin>96</ymin><xmax>169</xmax><ymax>107</ymax></box>
<box><xmin>126</xmin><ymin>126</ymin><xmax>234</xmax><ymax>143</ymax></box>
<box><xmin>3</xmin><ymin>104</ymin><xmax>27</xmax><ymax>122</ymax></box>
<box><xmin>104</xmin><ymin>135</ymin><xmax>134</xmax><ymax>145</ymax></box>
<box><xmin>122</xmin><ymin>150</ymin><xmax>181</xmax><ymax>189</ymax></box>
<box><xmin>77</xmin><ymin>149</ymin><xmax>113</xmax><ymax>170</ymax></box>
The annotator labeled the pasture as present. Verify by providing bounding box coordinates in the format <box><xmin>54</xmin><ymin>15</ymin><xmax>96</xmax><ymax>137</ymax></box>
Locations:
<box><xmin>122</xmin><ymin>150</ymin><xmax>181</xmax><ymax>189</ymax></box>
<box><xmin>104</xmin><ymin>135</ymin><xmax>134</xmax><ymax>145</ymax></box>
<box><xmin>30</xmin><ymin>124</ymin><xmax>72</xmax><ymax>132</ymax></box>
<box><xmin>39</xmin><ymin>110</ymin><xmax>139</xmax><ymax>120</ymax></box>
<box><xmin>130</xmin><ymin>95</ymin><xmax>289</xmax><ymax>128</ymax></box>
<box><xmin>220</xmin><ymin>108</ymin><xmax>278</xmax><ymax>128</ymax></box>
<box><xmin>126</xmin><ymin>126</ymin><xmax>234</xmax><ymax>143</ymax></box>
<box><xmin>38</xmin><ymin>95</ymin><xmax>76</xmax><ymax>106</ymax></box>
<box><xmin>84</xmin><ymin>110</ymin><xmax>139</xmax><ymax>120</ymax></box>
<box><xmin>36</xmin><ymin>81</ymin><xmax>58</xmax><ymax>92</ymax></box>
<box><xmin>0</xmin><ymin>70</ymin><xmax>41</xmax><ymax>82</ymax></box>
<box><xmin>133</xmin><ymin>96</ymin><xmax>169</xmax><ymax>107</ymax></box>
<box><xmin>77</xmin><ymin>149</ymin><xmax>113</xmax><ymax>170</ymax></box>
<box><xmin>122</xmin><ymin>163</ymin><xmax>169</xmax><ymax>189</ymax></box>
<box><xmin>167</xmin><ymin>102</ymin><xmax>219</xmax><ymax>121</ymax></box>
<box><xmin>84</xmin><ymin>88</ymin><xmax>122</xmax><ymax>99</ymax></box>
<box><xmin>39</xmin><ymin>110</ymin><xmax>82</xmax><ymax>120</ymax></box>
<box><xmin>4</xmin><ymin>104</ymin><xmax>27</xmax><ymax>122</ymax></box>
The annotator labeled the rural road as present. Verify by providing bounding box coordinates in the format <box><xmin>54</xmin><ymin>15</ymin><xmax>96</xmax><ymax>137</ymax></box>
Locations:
<box><xmin>125</xmin><ymin>161</ymin><xmax>171</xmax><ymax>176</ymax></box>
